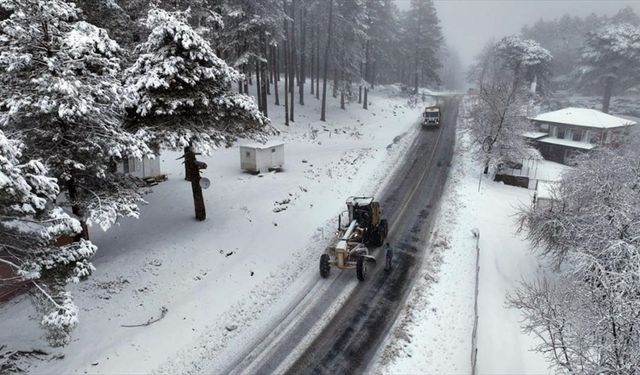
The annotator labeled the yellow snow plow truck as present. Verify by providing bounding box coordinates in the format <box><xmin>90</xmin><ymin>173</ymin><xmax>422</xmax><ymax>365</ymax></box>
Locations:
<box><xmin>319</xmin><ymin>197</ymin><xmax>388</xmax><ymax>281</ymax></box>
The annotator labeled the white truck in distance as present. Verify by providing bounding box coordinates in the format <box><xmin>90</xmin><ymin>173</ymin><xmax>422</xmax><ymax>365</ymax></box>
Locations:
<box><xmin>422</xmin><ymin>106</ymin><xmax>441</xmax><ymax>128</ymax></box>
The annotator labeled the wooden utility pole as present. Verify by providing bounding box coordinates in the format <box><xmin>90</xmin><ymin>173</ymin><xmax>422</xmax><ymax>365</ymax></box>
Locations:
<box><xmin>184</xmin><ymin>146</ymin><xmax>206</xmax><ymax>221</ymax></box>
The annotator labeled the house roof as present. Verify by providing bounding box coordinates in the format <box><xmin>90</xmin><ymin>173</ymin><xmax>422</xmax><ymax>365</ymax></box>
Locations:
<box><xmin>530</xmin><ymin>107</ymin><xmax>636</xmax><ymax>129</ymax></box>
<box><xmin>239</xmin><ymin>141</ymin><xmax>285</xmax><ymax>149</ymax></box>
<box><xmin>537</xmin><ymin>137</ymin><xmax>597</xmax><ymax>150</ymax></box>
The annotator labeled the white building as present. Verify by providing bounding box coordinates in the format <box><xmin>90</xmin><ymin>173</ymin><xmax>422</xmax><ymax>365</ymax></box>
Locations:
<box><xmin>239</xmin><ymin>142</ymin><xmax>285</xmax><ymax>173</ymax></box>
<box><xmin>116</xmin><ymin>155</ymin><xmax>162</xmax><ymax>180</ymax></box>
<box><xmin>526</xmin><ymin>107</ymin><xmax>636</xmax><ymax>164</ymax></box>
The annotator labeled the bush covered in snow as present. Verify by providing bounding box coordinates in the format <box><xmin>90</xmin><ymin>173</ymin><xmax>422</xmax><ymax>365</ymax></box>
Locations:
<box><xmin>513</xmin><ymin>146</ymin><xmax>640</xmax><ymax>372</ymax></box>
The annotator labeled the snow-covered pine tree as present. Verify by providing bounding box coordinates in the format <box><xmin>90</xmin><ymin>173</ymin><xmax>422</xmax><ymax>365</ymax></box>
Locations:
<box><xmin>126</xmin><ymin>6</ymin><xmax>269</xmax><ymax>153</ymax></box>
<box><xmin>216</xmin><ymin>0</ymin><xmax>284</xmax><ymax>115</ymax></box>
<box><xmin>0</xmin><ymin>0</ymin><xmax>150</xmax><ymax>237</ymax></box>
<box><xmin>402</xmin><ymin>0</ymin><xmax>443</xmax><ymax>93</ymax></box>
<box><xmin>125</xmin><ymin>7</ymin><xmax>270</xmax><ymax>219</ymax></box>
<box><xmin>362</xmin><ymin>0</ymin><xmax>400</xmax><ymax>88</ymax></box>
<box><xmin>579</xmin><ymin>22</ymin><xmax>640</xmax><ymax>113</ymax></box>
<box><xmin>333</xmin><ymin>0</ymin><xmax>366</xmax><ymax>110</ymax></box>
<box><xmin>73</xmin><ymin>0</ymin><xmax>137</xmax><ymax>49</ymax></box>
<box><xmin>0</xmin><ymin>130</ymin><xmax>97</xmax><ymax>346</ymax></box>
<box><xmin>494</xmin><ymin>35</ymin><xmax>553</xmax><ymax>95</ymax></box>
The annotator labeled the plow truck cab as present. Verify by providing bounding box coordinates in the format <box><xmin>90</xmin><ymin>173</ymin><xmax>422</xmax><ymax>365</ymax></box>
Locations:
<box><xmin>422</xmin><ymin>106</ymin><xmax>441</xmax><ymax>128</ymax></box>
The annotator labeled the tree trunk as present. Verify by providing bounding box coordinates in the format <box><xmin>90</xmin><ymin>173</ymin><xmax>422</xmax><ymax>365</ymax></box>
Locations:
<box><xmin>273</xmin><ymin>45</ymin><xmax>280</xmax><ymax>106</ymax></box>
<box><xmin>332</xmin><ymin>66</ymin><xmax>338</xmax><ymax>98</ymax></box>
<box><xmin>256</xmin><ymin>60</ymin><xmax>262</xmax><ymax>112</ymax></box>
<box><xmin>261</xmin><ymin>36</ymin><xmax>268</xmax><ymax>116</ymax></box>
<box><xmin>184</xmin><ymin>146</ymin><xmax>206</xmax><ymax>221</ymax></box>
<box><xmin>371</xmin><ymin>59</ymin><xmax>377</xmax><ymax>89</ymax></box>
<box><xmin>310</xmin><ymin>20</ymin><xmax>315</xmax><ymax>95</ymax></box>
<box><xmin>243</xmin><ymin>66</ymin><xmax>249</xmax><ymax>95</ymax></box>
<box><xmin>289</xmin><ymin>0</ymin><xmax>296</xmax><ymax>122</ymax></box>
<box><xmin>299</xmin><ymin>6</ymin><xmax>306</xmax><ymax>106</ymax></box>
<box><xmin>364</xmin><ymin>40</ymin><xmax>370</xmax><ymax>84</ymax></box>
<box><xmin>602</xmin><ymin>75</ymin><xmax>615</xmax><ymax>114</ymax></box>
<box><xmin>321</xmin><ymin>0</ymin><xmax>333</xmax><ymax>122</ymax></box>
<box><xmin>66</xmin><ymin>178</ymin><xmax>89</xmax><ymax>240</ymax></box>
<box><xmin>265</xmin><ymin>39</ymin><xmax>271</xmax><ymax>96</ymax></box>
<box><xmin>284</xmin><ymin>26</ymin><xmax>290</xmax><ymax>125</ymax></box>
<box><xmin>363</xmin><ymin>87</ymin><xmax>368</xmax><ymax>110</ymax></box>
<box><xmin>315</xmin><ymin>23</ymin><xmax>320</xmax><ymax>100</ymax></box>
<box><xmin>358</xmin><ymin>86</ymin><xmax>362</xmax><ymax>104</ymax></box>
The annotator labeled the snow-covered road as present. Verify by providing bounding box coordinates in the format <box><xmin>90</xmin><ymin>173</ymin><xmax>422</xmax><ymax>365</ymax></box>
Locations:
<box><xmin>373</xmin><ymin>120</ymin><xmax>561</xmax><ymax>374</ymax></box>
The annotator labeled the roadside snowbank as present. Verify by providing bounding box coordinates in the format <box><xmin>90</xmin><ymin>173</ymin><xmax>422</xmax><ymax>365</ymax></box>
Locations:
<box><xmin>374</xmin><ymin>129</ymin><xmax>553</xmax><ymax>373</ymax></box>
<box><xmin>0</xmin><ymin>85</ymin><xmax>428</xmax><ymax>374</ymax></box>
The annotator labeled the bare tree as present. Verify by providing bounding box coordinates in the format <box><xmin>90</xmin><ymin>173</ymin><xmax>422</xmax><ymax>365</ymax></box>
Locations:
<box><xmin>513</xmin><ymin>147</ymin><xmax>640</xmax><ymax>373</ymax></box>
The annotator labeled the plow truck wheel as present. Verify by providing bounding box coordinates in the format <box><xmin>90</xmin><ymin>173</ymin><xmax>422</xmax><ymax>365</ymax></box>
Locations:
<box><xmin>319</xmin><ymin>254</ymin><xmax>330</xmax><ymax>278</ymax></box>
<box><xmin>356</xmin><ymin>256</ymin><xmax>367</xmax><ymax>281</ymax></box>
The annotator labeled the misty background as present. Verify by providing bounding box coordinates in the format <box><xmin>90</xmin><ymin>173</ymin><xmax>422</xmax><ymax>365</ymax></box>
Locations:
<box><xmin>396</xmin><ymin>0</ymin><xmax>640</xmax><ymax>67</ymax></box>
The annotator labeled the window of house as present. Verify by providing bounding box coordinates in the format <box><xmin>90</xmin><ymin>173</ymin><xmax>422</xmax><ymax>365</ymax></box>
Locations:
<box><xmin>556</xmin><ymin>127</ymin><xmax>566</xmax><ymax>139</ymax></box>
<box><xmin>550</xmin><ymin>126</ymin><xmax>557</xmax><ymax>137</ymax></box>
<box><xmin>246</xmin><ymin>151</ymin><xmax>250</xmax><ymax>157</ymax></box>
<box><xmin>123</xmin><ymin>157</ymin><xmax>129</xmax><ymax>173</ymax></box>
<box><xmin>565</xmin><ymin>129</ymin><xmax>573</xmax><ymax>140</ymax></box>
<box><xmin>572</xmin><ymin>129</ymin><xmax>583</xmax><ymax>142</ymax></box>
<box><xmin>539</xmin><ymin>123</ymin><xmax>549</xmax><ymax>131</ymax></box>
<box><xmin>589</xmin><ymin>131</ymin><xmax>600</xmax><ymax>144</ymax></box>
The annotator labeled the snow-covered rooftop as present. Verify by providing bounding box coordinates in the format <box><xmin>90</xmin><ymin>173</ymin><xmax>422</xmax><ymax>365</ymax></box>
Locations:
<box><xmin>239</xmin><ymin>141</ymin><xmax>285</xmax><ymax>149</ymax></box>
<box><xmin>537</xmin><ymin>137</ymin><xmax>597</xmax><ymax>150</ymax></box>
<box><xmin>530</xmin><ymin>107</ymin><xmax>636</xmax><ymax>129</ymax></box>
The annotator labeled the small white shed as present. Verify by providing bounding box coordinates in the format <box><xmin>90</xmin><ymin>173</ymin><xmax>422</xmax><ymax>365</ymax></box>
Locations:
<box><xmin>240</xmin><ymin>142</ymin><xmax>285</xmax><ymax>173</ymax></box>
<box><xmin>116</xmin><ymin>155</ymin><xmax>162</xmax><ymax>179</ymax></box>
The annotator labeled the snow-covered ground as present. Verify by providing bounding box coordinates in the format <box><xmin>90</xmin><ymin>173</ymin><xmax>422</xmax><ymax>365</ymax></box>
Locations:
<box><xmin>374</xmin><ymin>128</ymin><xmax>558</xmax><ymax>373</ymax></box>
<box><xmin>0</xmin><ymin>84</ymin><xmax>430</xmax><ymax>373</ymax></box>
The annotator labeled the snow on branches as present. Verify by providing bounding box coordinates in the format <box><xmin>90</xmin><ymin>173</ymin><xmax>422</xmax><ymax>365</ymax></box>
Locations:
<box><xmin>579</xmin><ymin>23</ymin><xmax>640</xmax><ymax>112</ymax></box>
<box><xmin>465</xmin><ymin>36</ymin><xmax>550</xmax><ymax>172</ymax></box>
<box><xmin>0</xmin><ymin>0</ymin><xmax>151</xmax><ymax>232</ymax></box>
<box><xmin>0</xmin><ymin>130</ymin><xmax>96</xmax><ymax>346</ymax></box>
<box><xmin>125</xmin><ymin>7</ymin><xmax>271</xmax><ymax>154</ymax></box>
<box><xmin>513</xmin><ymin>147</ymin><xmax>640</xmax><ymax>372</ymax></box>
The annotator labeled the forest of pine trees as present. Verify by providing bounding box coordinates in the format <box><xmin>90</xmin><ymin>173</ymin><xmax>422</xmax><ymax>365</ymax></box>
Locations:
<box><xmin>73</xmin><ymin>0</ymin><xmax>445</xmax><ymax>124</ymax></box>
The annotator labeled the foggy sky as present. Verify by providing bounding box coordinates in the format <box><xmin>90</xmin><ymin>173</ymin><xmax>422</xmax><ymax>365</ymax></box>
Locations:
<box><xmin>395</xmin><ymin>0</ymin><xmax>640</xmax><ymax>67</ymax></box>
